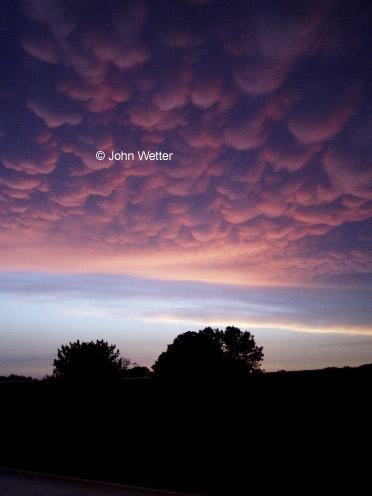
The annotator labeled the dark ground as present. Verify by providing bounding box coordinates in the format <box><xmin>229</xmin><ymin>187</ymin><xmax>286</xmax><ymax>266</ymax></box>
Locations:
<box><xmin>0</xmin><ymin>469</ymin><xmax>198</xmax><ymax>496</ymax></box>
<box><xmin>1</xmin><ymin>365</ymin><xmax>371</xmax><ymax>495</ymax></box>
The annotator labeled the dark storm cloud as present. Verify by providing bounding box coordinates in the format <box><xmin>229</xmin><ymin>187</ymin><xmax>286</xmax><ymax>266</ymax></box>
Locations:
<box><xmin>0</xmin><ymin>0</ymin><xmax>371</xmax><ymax>285</ymax></box>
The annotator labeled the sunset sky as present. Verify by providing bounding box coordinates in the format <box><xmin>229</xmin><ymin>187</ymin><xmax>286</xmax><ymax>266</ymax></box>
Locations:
<box><xmin>1</xmin><ymin>0</ymin><xmax>372</xmax><ymax>377</ymax></box>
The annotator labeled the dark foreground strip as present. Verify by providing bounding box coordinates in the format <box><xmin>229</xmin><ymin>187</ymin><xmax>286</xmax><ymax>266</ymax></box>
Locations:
<box><xmin>0</xmin><ymin>468</ymin><xmax>201</xmax><ymax>496</ymax></box>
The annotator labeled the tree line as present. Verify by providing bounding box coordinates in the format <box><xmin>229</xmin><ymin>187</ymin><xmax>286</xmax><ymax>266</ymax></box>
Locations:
<box><xmin>47</xmin><ymin>326</ymin><xmax>264</xmax><ymax>383</ymax></box>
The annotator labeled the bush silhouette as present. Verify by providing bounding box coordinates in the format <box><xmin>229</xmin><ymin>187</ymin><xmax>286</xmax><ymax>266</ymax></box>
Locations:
<box><xmin>50</xmin><ymin>339</ymin><xmax>129</xmax><ymax>384</ymax></box>
<box><xmin>152</xmin><ymin>326</ymin><xmax>264</xmax><ymax>380</ymax></box>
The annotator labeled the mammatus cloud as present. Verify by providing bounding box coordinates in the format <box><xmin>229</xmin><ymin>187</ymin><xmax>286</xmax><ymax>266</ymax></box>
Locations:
<box><xmin>0</xmin><ymin>0</ymin><xmax>371</xmax><ymax>286</ymax></box>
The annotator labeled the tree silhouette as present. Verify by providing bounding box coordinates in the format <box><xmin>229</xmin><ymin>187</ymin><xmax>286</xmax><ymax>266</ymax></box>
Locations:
<box><xmin>152</xmin><ymin>326</ymin><xmax>264</xmax><ymax>380</ymax></box>
<box><xmin>122</xmin><ymin>364</ymin><xmax>151</xmax><ymax>378</ymax></box>
<box><xmin>51</xmin><ymin>339</ymin><xmax>130</xmax><ymax>383</ymax></box>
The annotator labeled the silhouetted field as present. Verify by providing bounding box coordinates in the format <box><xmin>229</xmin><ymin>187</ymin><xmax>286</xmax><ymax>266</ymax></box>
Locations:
<box><xmin>1</xmin><ymin>365</ymin><xmax>371</xmax><ymax>495</ymax></box>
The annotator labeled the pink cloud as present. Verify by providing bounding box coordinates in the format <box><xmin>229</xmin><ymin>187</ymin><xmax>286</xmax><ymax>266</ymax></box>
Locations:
<box><xmin>21</xmin><ymin>30</ymin><xmax>59</xmax><ymax>63</ymax></box>
<box><xmin>27</xmin><ymin>99</ymin><xmax>83</xmax><ymax>128</ymax></box>
<box><xmin>1</xmin><ymin>173</ymin><xmax>43</xmax><ymax>191</ymax></box>
<box><xmin>0</xmin><ymin>0</ymin><xmax>370</xmax><ymax>290</ymax></box>
<box><xmin>287</xmin><ymin>102</ymin><xmax>356</xmax><ymax>145</ymax></box>
<box><xmin>223</xmin><ymin>112</ymin><xmax>269</xmax><ymax>151</ymax></box>
<box><xmin>323</xmin><ymin>144</ymin><xmax>372</xmax><ymax>199</ymax></box>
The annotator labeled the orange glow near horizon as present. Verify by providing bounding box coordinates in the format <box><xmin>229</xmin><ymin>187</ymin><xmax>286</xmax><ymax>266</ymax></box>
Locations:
<box><xmin>2</xmin><ymin>240</ymin><xmax>368</xmax><ymax>288</ymax></box>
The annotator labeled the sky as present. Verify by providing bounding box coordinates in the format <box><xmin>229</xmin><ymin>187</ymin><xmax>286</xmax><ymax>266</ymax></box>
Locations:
<box><xmin>0</xmin><ymin>0</ymin><xmax>372</xmax><ymax>378</ymax></box>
